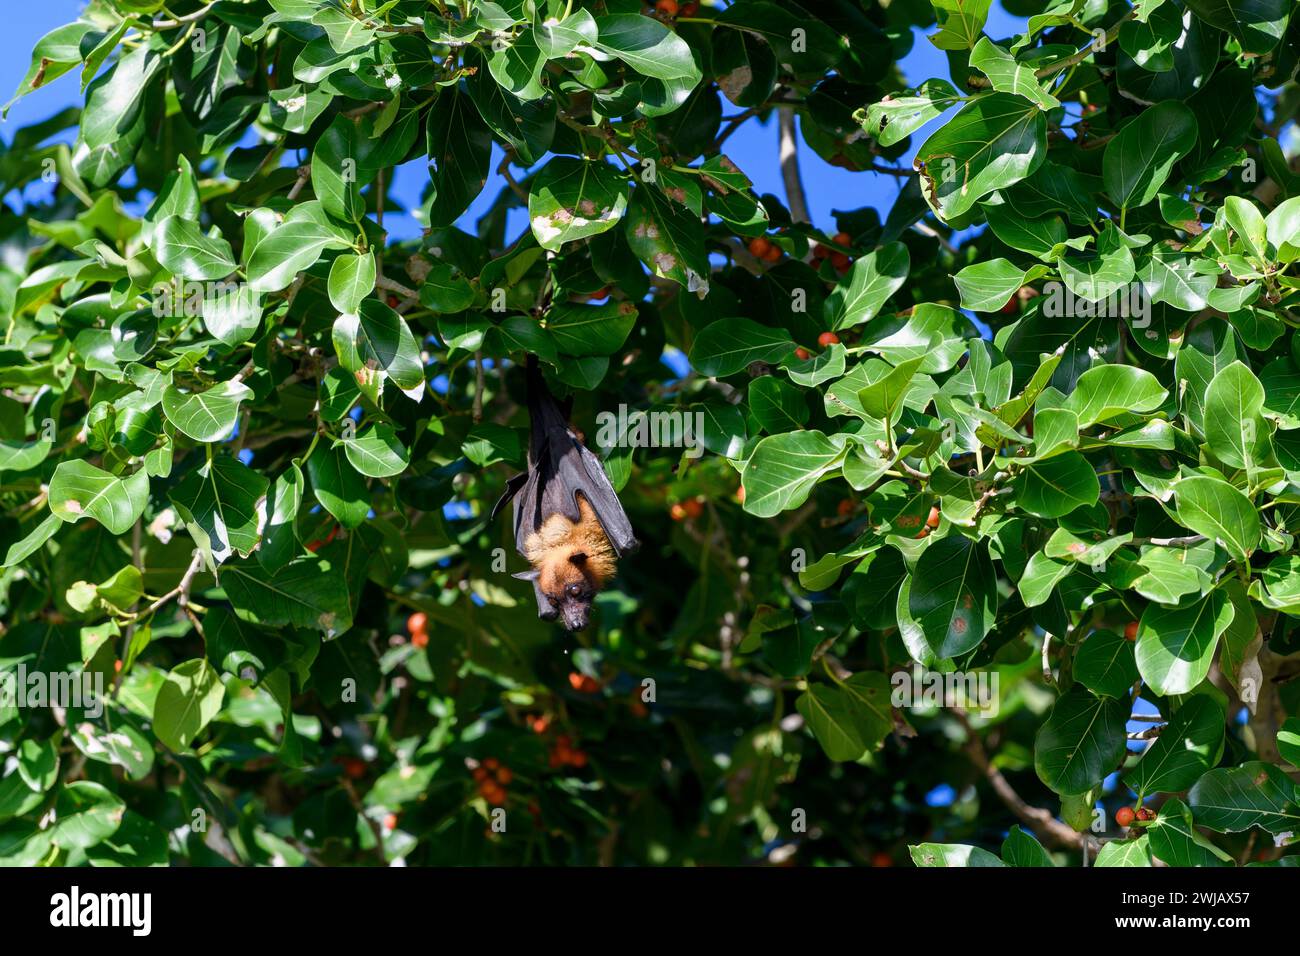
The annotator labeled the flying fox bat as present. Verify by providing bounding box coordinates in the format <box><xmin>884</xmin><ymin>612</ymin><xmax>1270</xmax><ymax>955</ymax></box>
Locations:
<box><xmin>491</xmin><ymin>356</ymin><xmax>637</xmax><ymax>631</ymax></box>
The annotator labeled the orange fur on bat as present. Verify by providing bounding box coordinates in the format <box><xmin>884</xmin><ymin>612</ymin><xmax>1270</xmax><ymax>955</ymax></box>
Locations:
<box><xmin>522</xmin><ymin>495</ymin><xmax>617</xmax><ymax>595</ymax></box>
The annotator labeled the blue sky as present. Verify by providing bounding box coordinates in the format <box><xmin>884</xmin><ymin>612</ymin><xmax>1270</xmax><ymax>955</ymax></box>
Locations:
<box><xmin>0</xmin><ymin>1</ymin><xmax>1027</xmax><ymax>241</ymax></box>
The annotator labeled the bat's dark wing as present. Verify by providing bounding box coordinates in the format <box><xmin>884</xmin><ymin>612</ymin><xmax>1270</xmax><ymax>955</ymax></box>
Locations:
<box><xmin>491</xmin><ymin>357</ymin><xmax>638</xmax><ymax>560</ymax></box>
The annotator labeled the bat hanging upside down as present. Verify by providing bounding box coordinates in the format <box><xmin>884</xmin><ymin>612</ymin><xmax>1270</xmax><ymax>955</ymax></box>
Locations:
<box><xmin>491</xmin><ymin>356</ymin><xmax>638</xmax><ymax>631</ymax></box>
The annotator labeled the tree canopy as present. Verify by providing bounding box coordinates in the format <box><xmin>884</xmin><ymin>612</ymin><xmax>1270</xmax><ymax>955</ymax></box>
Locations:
<box><xmin>2</xmin><ymin>0</ymin><xmax>1300</xmax><ymax>868</ymax></box>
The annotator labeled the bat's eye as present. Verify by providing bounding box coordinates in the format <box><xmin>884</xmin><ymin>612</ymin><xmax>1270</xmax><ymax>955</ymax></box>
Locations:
<box><xmin>566</xmin><ymin>583</ymin><xmax>583</xmax><ymax>598</ymax></box>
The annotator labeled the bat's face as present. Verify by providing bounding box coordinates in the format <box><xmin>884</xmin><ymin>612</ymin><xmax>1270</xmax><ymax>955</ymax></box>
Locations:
<box><xmin>548</xmin><ymin>578</ymin><xmax>595</xmax><ymax>632</ymax></box>
<box><xmin>540</xmin><ymin>553</ymin><xmax>597</xmax><ymax>631</ymax></box>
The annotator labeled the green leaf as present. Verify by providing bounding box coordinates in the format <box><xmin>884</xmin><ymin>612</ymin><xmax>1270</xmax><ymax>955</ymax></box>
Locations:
<box><xmin>954</xmin><ymin>259</ymin><xmax>1047</xmax><ymax>313</ymax></box>
<box><xmin>909</xmin><ymin>535</ymin><xmax>999</xmax><ymax>659</ymax></box>
<box><xmin>915</xmin><ymin>93</ymin><xmax>1046</xmax><ymax>221</ymax></box>
<box><xmin>312</xmin><ymin>115</ymin><xmax>364</xmax><ymax>222</ymax></box>
<box><xmin>258</xmin><ymin>464</ymin><xmax>303</xmax><ymax>574</ymax></box>
<box><xmin>928</xmin><ymin>0</ymin><xmax>992</xmax><ymax>50</ymax></box>
<box><xmin>862</xmin><ymin>80</ymin><xmax>963</xmax><ymax>148</ymax></box>
<box><xmin>909</xmin><ymin>843</ymin><xmax>1005</xmax><ymax>866</ymax></box>
<box><xmin>1183</xmin><ymin>0</ymin><xmax>1291</xmax><ymax>54</ymax></box>
<box><xmin>528</xmin><ymin>157</ymin><xmax>628</xmax><ymax>252</ymax></box>
<box><xmin>339</xmin><ymin>424</ymin><xmax>408</xmax><ymax>479</ymax></box>
<box><xmin>1129</xmin><ymin>697</ymin><xmax>1225</xmax><ymax>796</ymax></box>
<box><xmin>690</xmin><ymin>318</ymin><xmax>794</xmax><ymax>377</ymax></box>
<box><xmin>221</xmin><ymin>555</ymin><xmax>354</xmax><ymax>636</ymax></box>
<box><xmin>546</xmin><ymin>300</ymin><xmax>638</xmax><ymax>356</ymax></box>
<box><xmin>625</xmin><ymin>186</ymin><xmax>708</xmax><ymax>291</ymax></box>
<box><xmin>796</xmin><ymin>685</ymin><xmax>866</xmax><ymax>762</ymax></box>
<box><xmin>1063</xmin><ymin>364</ymin><xmax>1168</xmax><ymax>427</ymax></box>
<box><xmin>1278</xmin><ymin>717</ymin><xmax>1300</xmax><ymax>768</ymax></box>
<box><xmin>246</xmin><ymin>203</ymin><xmax>352</xmax><ymax>293</ymax></box>
<box><xmin>1147</xmin><ymin>797</ymin><xmax>1233</xmax><ymax>867</ymax></box>
<box><xmin>154</xmin><ymin>214</ymin><xmax>237</xmax><ymax>283</ymax></box>
<box><xmin>1095</xmin><ymin>836</ymin><xmax>1153</xmax><ymax>867</ymax></box>
<box><xmin>1013</xmin><ymin>451</ymin><xmax>1100</xmax><ymax>518</ymax></box>
<box><xmin>169</xmin><ymin>453</ymin><xmax>269</xmax><ymax>564</ymax></box>
<box><xmin>740</xmin><ymin>431</ymin><xmax>847</xmax><ymax>518</ymax></box>
<box><xmin>593</xmin><ymin>14</ymin><xmax>702</xmax><ymax>83</ymax></box>
<box><xmin>824</xmin><ymin>242</ymin><xmax>909</xmax><ymax>330</ymax></box>
<box><xmin>306</xmin><ymin>445</ymin><xmax>370</xmax><ymax>529</ymax></box>
<box><xmin>426</xmin><ymin>86</ymin><xmax>493</xmax><ymax>227</ymax></box>
<box><xmin>1034</xmin><ymin>687</ymin><xmax>1128</xmax><ymax>795</ymax></box>
<box><xmin>152</xmin><ymin>658</ymin><xmax>226</xmax><ymax>752</ymax></box>
<box><xmin>162</xmin><ymin>378</ymin><xmax>253</xmax><ymax>443</ymax></box>
<box><xmin>1102</xmin><ymin>101</ymin><xmax>1197</xmax><ymax>211</ymax></box>
<box><xmin>1</xmin><ymin>513</ymin><xmax>62</xmax><ymax>568</ymax></box>
<box><xmin>857</xmin><ymin>356</ymin><xmax>923</xmax><ymax>421</ymax></box>
<box><xmin>1188</xmin><ymin>762</ymin><xmax>1300</xmax><ymax>834</ymax></box>
<box><xmin>1074</xmin><ymin>629</ymin><xmax>1139</xmax><ymax>699</ymax></box>
<box><xmin>5</xmin><ymin>22</ymin><xmax>94</xmax><ymax>115</ymax></box>
<box><xmin>51</xmin><ymin>781</ymin><xmax>124</xmax><ymax>850</ymax></box>
<box><xmin>1136</xmin><ymin>590</ymin><xmax>1234</xmax><ymax>696</ymax></box>
<box><xmin>202</xmin><ymin>284</ymin><xmax>262</xmax><ymax>348</ymax></box>
<box><xmin>1203</xmin><ymin>360</ymin><xmax>1268</xmax><ymax>471</ymax></box>
<box><xmin>1001</xmin><ymin>826</ymin><xmax>1054</xmax><ymax>867</ymax></box>
<box><xmin>48</xmin><ymin>461</ymin><xmax>149</xmax><ymax>535</ymax></box>
<box><xmin>327</xmin><ymin>251</ymin><xmax>376</xmax><ymax>316</ymax></box>
<box><xmin>969</xmin><ymin>38</ymin><xmax>1059</xmax><ymax>110</ymax></box>
<box><xmin>749</xmin><ymin>375</ymin><xmax>810</xmax><ymax>432</ymax></box>
<box><xmin>332</xmin><ymin>299</ymin><xmax>425</xmax><ymax>403</ymax></box>
<box><xmin>1173</xmin><ymin>475</ymin><xmax>1260</xmax><ymax>564</ymax></box>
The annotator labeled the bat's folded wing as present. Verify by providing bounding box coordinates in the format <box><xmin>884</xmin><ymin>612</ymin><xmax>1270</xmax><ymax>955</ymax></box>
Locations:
<box><xmin>550</xmin><ymin>427</ymin><xmax>638</xmax><ymax>557</ymax></box>
<box><xmin>503</xmin><ymin>423</ymin><xmax>636</xmax><ymax>558</ymax></box>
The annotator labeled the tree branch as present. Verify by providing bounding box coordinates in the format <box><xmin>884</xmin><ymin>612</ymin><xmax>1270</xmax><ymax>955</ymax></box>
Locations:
<box><xmin>777</xmin><ymin>107</ymin><xmax>809</xmax><ymax>224</ymax></box>
<box><xmin>954</xmin><ymin>709</ymin><xmax>1094</xmax><ymax>852</ymax></box>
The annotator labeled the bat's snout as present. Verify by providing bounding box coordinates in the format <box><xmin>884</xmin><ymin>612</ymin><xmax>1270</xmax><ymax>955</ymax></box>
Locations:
<box><xmin>561</xmin><ymin>607</ymin><xmax>589</xmax><ymax>632</ymax></box>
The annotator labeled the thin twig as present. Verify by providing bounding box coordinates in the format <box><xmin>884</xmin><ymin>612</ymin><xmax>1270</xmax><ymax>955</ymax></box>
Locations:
<box><xmin>1129</xmin><ymin>534</ymin><xmax>1206</xmax><ymax>548</ymax></box>
<box><xmin>472</xmin><ymin>351</ymin><xmax>485</xmax><ymax>424</ymax></box>
<box><xmin>287</xmin><ymin>165</ymin><xmax>311</xmax><ymax>201</ymax></box>
<box><xmin>151</xmin><ymin>2</ymin><xmax>216</xmax><ymax>29</ymax></box>
<box><xmin>377</xmin><ymin>275</ymin><xmax>419</xmax><ymax>299</ymax></box>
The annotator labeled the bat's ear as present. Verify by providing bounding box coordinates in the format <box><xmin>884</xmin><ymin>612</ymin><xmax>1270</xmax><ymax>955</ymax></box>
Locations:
<box><xmin>569</xmin><ymin>552</ymin><xmax>587</xmax><ymax>566</ymax></box>
<box><xmin>512</xmin><ymin>569</ymin><xmax>540</xmax><ymax>581</ymax></box>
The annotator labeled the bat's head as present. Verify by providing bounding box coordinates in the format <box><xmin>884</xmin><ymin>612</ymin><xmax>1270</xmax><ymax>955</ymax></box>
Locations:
<box><xmin>546</xmin><ymin>551</ymin><xmax>598</xmax><ymax>631</ymax></box>
<box><xmin>524</xmin><ymin>548</ymin><xmax>602</xmax><ymax>631</ymax></box>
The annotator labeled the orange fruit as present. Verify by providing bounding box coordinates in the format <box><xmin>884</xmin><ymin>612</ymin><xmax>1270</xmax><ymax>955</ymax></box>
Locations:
<box><xmin>818</xmin><ymin>331</ymin><xmax>840</xmax><ymax>347</ymax></box>
<box><xmin>1124</xmin><ymin>621</ymin><xmax>1139</xmax><ymax>642</ymax></box>
<box><xmin>747</xmin><ymin>237</ymin><xmax>771</xmax><ymax>257</ymax></box>
<box><xmin>656</xmin><ymin>0</ymin><xmax>679</xmax><ymax>15</ymax></box>
<box><xmin>407</xmin><ymin>611</ymin><xmax>428</xmax><ymax>635</ymax></box>
<box><xmin>682</xmin><ymin>498</ymin><xmax>703</xmax><ymax>519</ymax></box>
<box><xmin>411</xmin><ymin>631</ymin><xmax>428</xmax><ymax>649</ymax></box>
<box><xmin>670</xmin><ymin>502</ymin><xmax>689</xmax><ymax>521</ymax></box>
<box><xmin>794</xmin><ymin>347</ymin><xmax>811</xmax><ymax>360</ymax></box>
<box><xmin>1115</xmin><ymin>806</ymin><xmax>1136</xmax><ymax>827</ymax></box>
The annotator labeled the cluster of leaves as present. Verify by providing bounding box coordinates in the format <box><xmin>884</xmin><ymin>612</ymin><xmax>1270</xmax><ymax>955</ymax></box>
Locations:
<box><xmin>1</xmin><ymin>0</ymin><xmax>1300</xmax><ymax>867</ymax></box>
